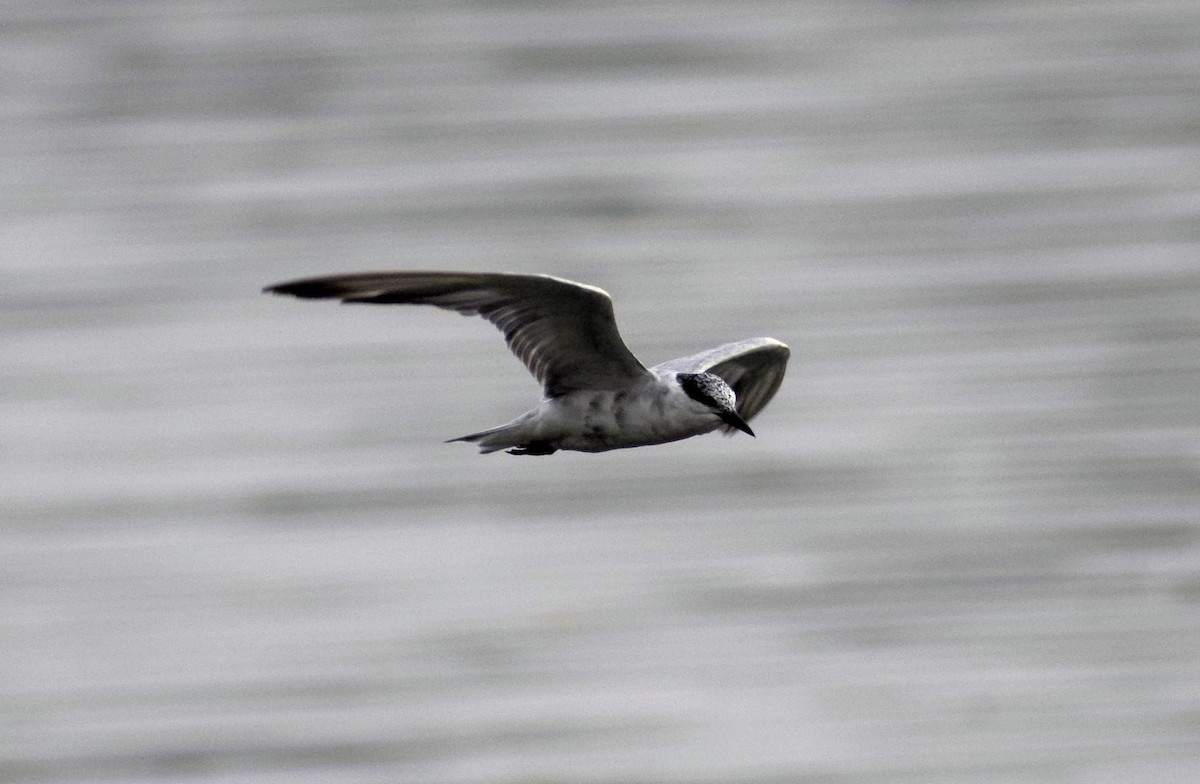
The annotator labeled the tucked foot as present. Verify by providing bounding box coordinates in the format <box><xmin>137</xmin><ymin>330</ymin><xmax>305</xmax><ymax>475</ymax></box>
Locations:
<box><xmin>507</xmin><ymin>441</ymin><xmax>557</xmax><ymax>456</ymax></box>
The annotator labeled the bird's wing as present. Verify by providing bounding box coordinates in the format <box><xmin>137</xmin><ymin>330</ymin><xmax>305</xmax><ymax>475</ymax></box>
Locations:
<box><xmin>653</xmin><ymin>337</ymin><xmax>789</xmax><ymax>432</ymax></box>
<box><xmin>264</xmin><ymin>271</ymin><xmax>651</xmax><ymax>397</ymax></box>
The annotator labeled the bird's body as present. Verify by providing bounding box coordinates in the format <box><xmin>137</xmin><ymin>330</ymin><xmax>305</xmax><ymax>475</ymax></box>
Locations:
<box><xmin>264</xmin><ymin>272</ymin><xmax>789</xmax><ymax>455</ymax></box>
<box><xmin>451</xmin><ymin>371</ymin><xmax>737</xmax><ymax>454</ymax></box>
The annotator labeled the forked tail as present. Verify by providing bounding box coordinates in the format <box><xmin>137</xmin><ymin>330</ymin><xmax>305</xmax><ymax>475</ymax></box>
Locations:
<box><xmin>446</xmin><ymin>423</ymin><xmax>524</xmax><ymax>454</ymax></box>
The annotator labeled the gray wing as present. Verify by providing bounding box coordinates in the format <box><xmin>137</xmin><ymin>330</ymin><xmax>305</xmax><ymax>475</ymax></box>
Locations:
<box><xmin>654</xmin><ymin>337</ymin><xmax>789</xmax><ymax>432</ymax></box>
<box><xmin>264</xmin><ymin>271</ymin><xmax>651</xmax><ymax>397</ymax></box>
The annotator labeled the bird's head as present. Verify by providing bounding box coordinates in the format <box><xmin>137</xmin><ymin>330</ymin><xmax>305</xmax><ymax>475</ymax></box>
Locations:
<box><xmin>676</xmin><ymin>372</ymin><xmax>755</xmax><ymax>437</ymax></box>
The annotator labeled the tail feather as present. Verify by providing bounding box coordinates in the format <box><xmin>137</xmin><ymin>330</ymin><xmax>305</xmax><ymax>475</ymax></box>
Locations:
<box><xmin>446</xmin><ymin>423</ymin><xmax>522</xmax><ymax>454</ymax></box>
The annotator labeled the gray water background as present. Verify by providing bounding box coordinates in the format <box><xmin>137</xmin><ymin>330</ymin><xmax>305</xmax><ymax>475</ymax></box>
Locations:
<box><xmin>3</xmin><ymin>1</ymin><xmax>1200</xmax><ymax>782</ymax></box>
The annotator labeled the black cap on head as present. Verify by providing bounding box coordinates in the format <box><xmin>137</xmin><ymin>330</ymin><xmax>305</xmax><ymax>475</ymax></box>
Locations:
<box><xmin>677</xmin><ymin>372</ymin><xmax>755</xmax><ymax>437</ymax></box>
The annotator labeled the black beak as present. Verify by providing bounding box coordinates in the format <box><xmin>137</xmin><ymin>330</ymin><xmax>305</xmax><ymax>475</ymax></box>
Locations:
<box><xmin>720</xmin><ymin>411</ymin><xmax>755</xmax><ymax>437</ymax></box>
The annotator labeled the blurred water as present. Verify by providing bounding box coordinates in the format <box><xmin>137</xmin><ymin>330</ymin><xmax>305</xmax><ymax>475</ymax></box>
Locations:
<box><xmin>3</xmin><ymin>1</ymin><xmax>1200</xmax><ymax>782</ymax></box>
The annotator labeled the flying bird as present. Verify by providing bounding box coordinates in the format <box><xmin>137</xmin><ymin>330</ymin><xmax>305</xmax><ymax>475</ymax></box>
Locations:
<box><xmin>264</xmin><ymin>272</ymin><xmax>789</xmax><ymax>455</ymax></box>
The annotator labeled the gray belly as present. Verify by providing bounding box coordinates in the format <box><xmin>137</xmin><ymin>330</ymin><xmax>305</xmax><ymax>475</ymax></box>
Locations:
<box><xmin>551</xmin><ymin>389</ymin><xmax>718</xmax><ymax>452</ymax></box>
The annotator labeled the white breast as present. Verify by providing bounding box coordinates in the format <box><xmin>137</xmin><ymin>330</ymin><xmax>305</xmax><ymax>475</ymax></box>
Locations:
<box><xmin>535</xmin><ymin>376</ymin><xmax>723</xmax><ymax>452</ymax></box>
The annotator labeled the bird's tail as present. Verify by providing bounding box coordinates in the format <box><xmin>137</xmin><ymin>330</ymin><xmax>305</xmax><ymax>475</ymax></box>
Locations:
<box><xmin>446</xmin><ymin>423</ymin><xmax>524</xmax><ymax>454</ymax></box>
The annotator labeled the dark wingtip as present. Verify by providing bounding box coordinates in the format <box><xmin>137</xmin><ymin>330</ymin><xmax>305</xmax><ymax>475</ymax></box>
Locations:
<box><xmin>262</xmin><ymin>279</ymin><xmax>339</xmax><ymax>299</ymax></box>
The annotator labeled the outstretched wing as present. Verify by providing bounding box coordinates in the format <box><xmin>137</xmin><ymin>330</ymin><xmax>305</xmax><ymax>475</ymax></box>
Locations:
<box><xmin>264</xmin><ymin>271</ymin><xmax>651</xmax><ymax>397</ymax></box>
<box><xmin>654</xmin><ymin>337</ymin><xmax>789</xmax><ymax>432</ymax></box>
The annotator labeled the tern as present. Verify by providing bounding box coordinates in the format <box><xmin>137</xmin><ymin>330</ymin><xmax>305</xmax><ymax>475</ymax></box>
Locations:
<box><xmin>264</xmin><ymin>272</ymin><xmax>789</xmax><ymax>455</ymax></box>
